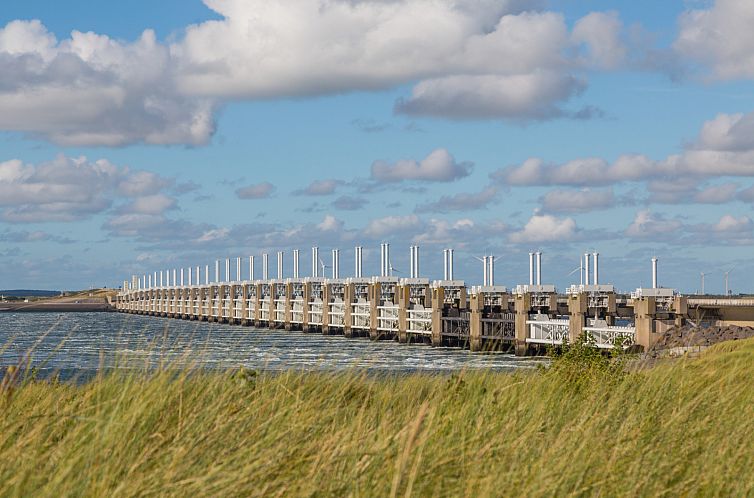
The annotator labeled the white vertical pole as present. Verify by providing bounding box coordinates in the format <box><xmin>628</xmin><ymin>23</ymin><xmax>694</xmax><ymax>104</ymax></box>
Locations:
<box><xmin>385</xmin><ymin>243</ymin><xmax>390</xmax><ymax>277</ymax></box>
<box><xmin>148</xmin><ymin>274</ymin><xmax>152</xmax><ymax>289</ymax></box>
<box><xmin>263</xmin><ymin>253</ymin><xmax>269</xmax><ymax>280</ymax></box>
<box><xmin>449</xmin><ymin>249</ymin><xmax>454</xmax><ymax>280</ymax></box>
<box><xmin>173</xmin><ymin>269</ymin><xmax>177</xmax><ymax>287</ymax></box>
<box><xmin>415</xmin><ymin>246</ymin><xmax>420</xmax><ymax>278</ymax></box>
<box><xmin>409</xmin><ymin>246</ymin><xmax>414</xmax><ymax>278</ymax></box>
<box><xmin>483</xmin><ymin>256</ymin><xmax>489</xmax><ymax>286</ymax></box>
<box><xmin>293</xmin><ymin>249</ymin><xmax>299</xmax><ymax>279</ymax></box>
<box><xmin>181</xmin><ymin>268</ymin><xmax>184</xmax><ymax>286</ymax></box>
<box><xmin>584</xmin><ymin>253</ymin><xmax>590</xmax><ymax>287</ymax></box>
<box><xmin>249</xmin><ymin>256</ymin><xmax>255</xmax><ymax>281</ymax></box>
<box><xmin>277</xmin><ymin>251</ymin><xmax>283</xmax><ymax>279</ymax></box>
<box><xmin>215</xmin><ymin>260</ymin><xmax>220</xmax><ymax>283</ymax></box>
<box><xmin>237</xmin><ymin>257</ymin><xmax>241</xmax><ymax>282</ymax></box>
<box><xmin>312</xmin><ymin>247</ymin><xmax>319</xmax><ymax>278</ymax></box>
<box><xmin>529</xmin><ymin>253</ymin><xmax>534</xmax><ymax>286</ymax></box>
<box><xmin>593</xmin><ymin>252</ymin><xmax>599</xmax><ymax>285</ymax></box>
<box><xmin>489</xmin><ymin>256</ymin><xmax>495</xmax><ymax>286</ymax></box>
<box><xmin>188</xmin><ymin>267</ymin><xmax>192</xmax><ymax>286</ymax></box>
<box><xmin>224</xmin><ymin>258</ymin><xmax>229</xmax><ymax>282</ymax></box>
<box><xmin>536</xmin><ymin>252</ymin><xmax>542</xmax><ymax>286</ymax></box>
<box><xmin>205</xmin><ymin>265</ymin><xmax>209</xmax><ymax>285</ymax></box>
<box><xmin>652</xmin><ymin>257</ymin><xmax>658</xmax><ymax>289</ymax></box>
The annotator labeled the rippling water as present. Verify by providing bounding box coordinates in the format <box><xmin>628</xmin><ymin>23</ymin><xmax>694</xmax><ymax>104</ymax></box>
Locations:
<box><xmin>0</xmin><ymin>312</ymin><xmax>546</xmax><ymax>379</ymax></box>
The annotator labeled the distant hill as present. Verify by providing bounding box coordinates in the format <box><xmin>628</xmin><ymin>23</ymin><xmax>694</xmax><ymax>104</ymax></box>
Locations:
<box><xmin>0</xmin><ymin>290</ymin><xmax>61</xmax><ymax>298</ymax></box>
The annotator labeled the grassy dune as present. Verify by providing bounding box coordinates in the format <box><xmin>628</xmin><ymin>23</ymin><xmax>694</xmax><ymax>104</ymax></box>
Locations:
<box><xmin>1</xmin><ymin>340</ymin><xmax>753</xmax><ymax>497</ymax></box>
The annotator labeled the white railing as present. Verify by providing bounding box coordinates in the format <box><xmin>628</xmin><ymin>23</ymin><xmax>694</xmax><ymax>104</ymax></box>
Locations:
<box><xmin>583</xmin><ymin>326</ymin><xmax>636</xmax><ymax>349</ymax></box>
<box><xmin>527</xmin><ymin>319</ymin><xmax>570</xmax><ymax>345</ymax></box>
<box><xmin>246</xmin><ymin>299</ymin><xmax>255</xmax><ymax>320</ymax></box>
<box><xmin>329</xmin><ymin>301</ymin><xmax>346</xmax><ymax>327</ymax></box>
<box><xmin>260</xmin><ymin>298</ymin><xmax>271</xmax><ymax>322</ymax></box>
<box><xmin>481</xmin><ymin>315</ymin><xmax>515</xmax><ymax>340</ymax></box>
<box><xmin>377</xmin><ymin>304</ymin><xmax>399</xmax><ymax>332</ymax></box>
<box><xmin>351</xmin><ymin>302</ymin><xmax>371</xmax><ymax>330</ymax></box>
<box><xmin>273</xmin><ymin>298</ymin><xmax>286</xmax><ymax>323</ymax></box>
<box><xmin>308</xmin><ymin>301</ymin><xmax>324</xmax><ymax>326</ymax></box>
<box><xmin>291</xmin><ymin>298</ymin><xmax>305</xmax><ymax>324</ymax></box>
<box><xmin>233</xmin><ymin>298</ymin><xmax>243</xmax><ymax>319</ymax></box>
<box><xmin>407</xmin><ymin>308</ymin><xmax>432</xmax><ymax>335</ymax></box>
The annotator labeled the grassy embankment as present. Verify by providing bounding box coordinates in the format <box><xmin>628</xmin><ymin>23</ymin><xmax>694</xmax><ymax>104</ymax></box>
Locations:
<box><xmin>1</xmin><ymin>339</ymin><xmax>753</xmax><ymax>497</ymax></box>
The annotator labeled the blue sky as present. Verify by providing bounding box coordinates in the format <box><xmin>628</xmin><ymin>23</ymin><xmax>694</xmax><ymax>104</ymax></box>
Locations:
<box><xmin>1</xmin><ymin>0</ymin><xmax>753</xmax><ymax>294</ymax></box>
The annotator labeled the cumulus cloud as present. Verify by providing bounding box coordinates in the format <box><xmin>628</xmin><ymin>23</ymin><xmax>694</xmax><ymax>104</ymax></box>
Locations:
<box><xmin>0</xmin><ymin>20</ymin><xmax>215</xmax><ymax>146</ymax></box>
<box><xmin>235</xmin><ymin>182</ymin><xmax>275</xmax><ymax>199</ymax></box>
<box><xmin>371</xmin><ymin>149</ymin><xmax>471</xmax><ymax>183</ymax></box>
<box><xmin>294</xmin><ymin>179</ymin><xmax>342</xmax><ymax>196</ymax></box>
<box><xmin>418</xmin><ymin>186</ymin><xmax>498</xmax><ymax>213</ymax></box>
<box><xmin>395</xmin><ymin>72</ymin><xmax>585</xmax><ymax>120</ymax></box>
<box><xmin>625</xmin><ymin>210</ymin><xmax>682</xmax><ymax>239</ymax></box>
<box><xmin>0</xmin><ymin>3</ymin><xmax>632</xmax><ymax>144</ymax></box>
<box><xmin>0</xmin><ymin>154</ymin><xmax>173</xmax><ymax>222</ymax></box>
<box><xmin>494</xmin><ymin>110</ymin><xmax>754</xmax><ymax>188</ymax></box>
<box><xmin>363</xmin><ymin>214</ymin><xmax>422</xmax><ymax>239</ymax></box>
<box><xmin>571</xmin><ymin>11</ymin><xmax>627</xmax><ymax>70</ymax></box>
<box><xmin>0</xmin><ymin>230</ymin><xmax>73</xmax><ymax>244</ymax></box>
<box><xmin>541</xmin><ymin>188</ymin><xmax>615</xmax><ymax>213</ymax></box>
<box><xmin>675</xmin><ymin>0</ymin><xmax>754</xmax><ymax>80</ymax></box>
<box><xmin>714</xmin><ymin>214</ymin><xmax>752</xmax><ymax>232</ymax></box>
<box><xmin>509</xmin><ymin>213</ymin><xmax>577</xmax><ymax>243</ymax></box>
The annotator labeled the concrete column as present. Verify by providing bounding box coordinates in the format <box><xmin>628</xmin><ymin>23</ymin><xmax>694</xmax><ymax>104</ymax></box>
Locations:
<box><xmin>568</xmin><ymin>292</ymin><xmax>587</xmax><ymax>344</ymax></box>
<box><xmin>322</xmin><ymin>283</ymin><xmax>331</xmax><ymax>335</ymax></box>
<box><xmin>302</xmin><ymin>282</ymin><xmax>311</xmax><ymax>332</ymax></box>
<box><xmin>431</xmin><ymin>287</ymin><xmax>444</xmax><ymax>347</ymax></box>
<box><xmin>514</xmin><ymin>292</ymin><xmax>532</xmax><ymax>356</ymax></box>
<box><xmin>397</xmin><ymin>285</ymin><xmax>409</xmax><ymax>344</ymax></box>
<box><xmin>469</xmin><ymin>291</ymin><xmax>484</xmax><ymax>352</ymax></box>
<box><xmin>369</xmin><ymin>282</ymin><xmax>382</xmax><ymax>340</ymax></box>
<box><xmin>284</xmin><ymin>282</ymin><xmax>293</xmax><ymax>331</ymax></box>
<box><xmin>634</xmin><ymin>297</ymin><xmax>657</xmax><ymax>351</ymax></box>
<box><xmin>240</xmin><ymin>283</ymin><xmax>249</xmax><ymax>326</ymax></box>
<box><xmin>344</xmin><ymin>283</ymin><xmax>354</xmax><ymax>338</ymax></box>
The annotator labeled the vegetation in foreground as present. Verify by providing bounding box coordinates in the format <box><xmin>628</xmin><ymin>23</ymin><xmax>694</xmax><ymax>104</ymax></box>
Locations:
<box><xmin>1</xmin><ymin>339</ymin><xmax>753</xmax><ymax>497</ymax></box>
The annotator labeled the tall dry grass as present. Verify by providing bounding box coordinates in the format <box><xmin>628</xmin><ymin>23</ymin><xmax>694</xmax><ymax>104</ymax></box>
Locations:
<box><xmin>1</xmin><ymin>339</ymin><xmax>753</xmax><ymax>497</ymax></box>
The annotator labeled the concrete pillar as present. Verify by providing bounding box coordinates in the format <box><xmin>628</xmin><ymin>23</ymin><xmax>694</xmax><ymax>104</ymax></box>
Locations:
<box><xmin>302</xmin><ymin>282</ymin><xmax>312</xmax><ymax>332</ymax></box>
<box><xmin>369</xmin><ymin>282</ymin><xmax>382</xmax><ymax>340</ymax></box>
<box><xmin>253</xmin><ymin>283</ymin><xmax>263</xmax><ymax>327</ymax></box>
<box><xmin>514</xmin><ymin>292</ymin><xmax>532</xmax><ymax>356</ymax></box>
<box><xmin>322</xmin><ymin>283</ymin><xmax>332</xmax><ymax>335</ymax></box>
<box><xmin>397</xmin><ymin>285</ymin><xmax>409</xmax><ymax>344</ymax></box>
<box><xmin>568</xmin><ymin>292</ymin><xmax>587</xmax><ymax>344</ymax></box>
<box><xmin>344</xmin><ymin>283</ymin><xmax>354</xmax><ymax>338</ymax></box>
<box><xmin>431</xmin><ymin>287</ymin><xmax>444</xmax><ymax>347</ymax></box>
<box><xmin>240</xmin><ymin>283</ymin><xmax>249</xmax><ymax>325</ymax></box>
<box><xmin>634</xmin><ymin>297</ymin><xmax>657</xmax><ymax>351</ymax></box>
<box><xmin>284</xmin><ymin>282</ymin><xmax>293</xmax><ymax>331</ymax></box>
<box><xmin>469</xmin><ymin>291</ymin><xmax>484</xmax><ymax>352</ymax></box>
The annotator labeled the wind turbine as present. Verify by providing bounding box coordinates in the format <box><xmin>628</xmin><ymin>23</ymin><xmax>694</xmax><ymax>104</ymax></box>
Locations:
<box><xmin>388</xmin><ymin>262</ymin><xmax>401</xmax><ymax>277</ymax></box>
<box><xmin>318</xmin><ymin>257</ymin><xmax>329</xmax><ymax>277</ymax></box>
<box><xmin>700</xmin><ymin>271</ymin><xmax>709</xmax><ymax>295</ymax></box>
<box><xmin>724</xmin><ymin>265</ymin><xmax>736</xmax><ymax>296</ymax></box>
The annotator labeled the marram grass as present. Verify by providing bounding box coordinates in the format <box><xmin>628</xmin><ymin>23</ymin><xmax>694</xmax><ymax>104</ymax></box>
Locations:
<box><xmin>1</xmin><ymin>339</ymin><xmax>754</xmax><ymax>497</ymax></box>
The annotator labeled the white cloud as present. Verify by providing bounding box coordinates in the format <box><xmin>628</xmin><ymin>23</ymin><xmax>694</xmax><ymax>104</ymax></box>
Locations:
<box><xmin>295</xmin><ymin>179</ymin><xmax>341</xmax><ymax>196</ymax></box>
<box><xmin>509</xmin><ymin>213</ymin><xmax>577</xmax><ymax>243</ymax></box>
<box><xmin>235</xmin><ymin>182</ymin><xmax>275</xmax><ymax>199</ymax></box>
<box><xmin>371</xmin><ymin>149</ymin><xmax>471</xmax><ymax>183</ymax></box>
<box><xmin>571</xmin><ymin>11</ymin><xmax>627</xmax><ymax>70</ymax></box>
<box><xmin>714</xmin><ymin>214</ymin><xmax>752</xmax><ymax>232</ymax></box>
<box><xmin>0</xmin><ymin>154</ymin><xmax>173</xmax><ymax>222</ymax></box>
<box><xmin>418</xmin><ymin>186</ymin><xmax>498</xmax><ymax>212</ymax></box>
<box><xmin>675</xmin><ymin>0</ymin><xmax>754</xmax><ymax>80</ymax></box>
<box><xmin>541</xmin><ymin>188</ymin><xmax>615</xmax><ymax>213</ymax></box>
<box><xmin>317</xmin><ymin>214</ymin><xmax>344</xmax><ymax>232</ymax></box>
<box><xmin>117</xmin><ymin>194</ymin><xmax>177</xmax><ymax>215</ymax></box>
<box><xmin>495</xmin><ymin>111</ymin><xmax>754</xmax><ymax>188</ymax></box>
<box><xmin>363</xmin><ymin>214</ymin><xmax>421</xmax><ymax>239</ymax></box>
<box><xmin>0</xmin><ymin>20</ymin><xmax>215</xmax><ymax>146</ymax></box>
<box><xmin>625</xmin><ymin>210</ymin><xmax>682</xmax><ymax>239</ymax></box>
<box><xmin>395</xmin><ymin>72</ymin><xmax>585</xmax><ymax>120</ymax></box>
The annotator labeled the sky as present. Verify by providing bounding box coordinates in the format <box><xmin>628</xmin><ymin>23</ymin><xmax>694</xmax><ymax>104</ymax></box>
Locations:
<box><xmin>0</xmin><ymin>0</ymin><xmax>753</xmax><ymax>294</ymax></box>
